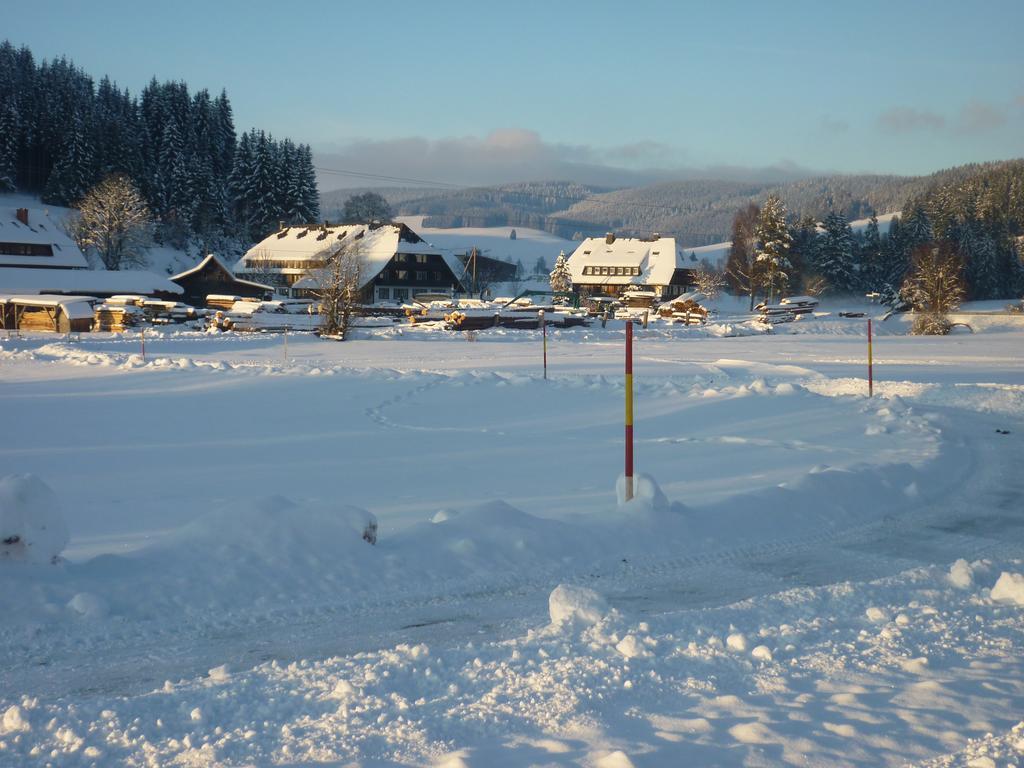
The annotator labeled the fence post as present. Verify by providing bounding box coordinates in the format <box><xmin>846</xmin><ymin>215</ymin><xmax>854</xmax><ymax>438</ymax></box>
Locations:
<box><xmin>867</xmin><ymin>318</ymin><xmax>873</xmax><ymax>397</ymax></box>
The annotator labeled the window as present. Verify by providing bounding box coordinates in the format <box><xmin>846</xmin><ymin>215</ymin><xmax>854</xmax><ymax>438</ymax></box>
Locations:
<box><xmin>393</xmin><ymin>288</ymin><xmax>408</xmax><ymax>301</ymax></box>
<box><xmin>0</xmin><ymin>242</ymin><xmax>54</xmax><ymax>257</ymax></box>
<box><xmin>378</xmin><ymin>288</ymin><xmax>390</xmax><ymax>300</ymax></box>
<box><xmin>415</xmin><ymin>271</ymin><xmax>427</xmax><ymax>281</ymax></box>
<box><xmin>415</xmin><ymin>254</ymin><xmax>428</xmax><ymax>264</ymax></box>
<box><xmin>395</xmin><ymin>253</ymin><xmax>408</xmax><ymax>263</ymax></box>
<box><xmin>395</xmin><ymin>270</ymin><xmax>409</xmax><ymax>281</ymax></box>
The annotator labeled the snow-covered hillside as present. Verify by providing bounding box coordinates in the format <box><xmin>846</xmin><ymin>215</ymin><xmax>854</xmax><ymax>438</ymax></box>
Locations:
<box><xmin>2</xmin><ymin>305</ymin><xmax>1024</xmax><ymax>766</ymax></box>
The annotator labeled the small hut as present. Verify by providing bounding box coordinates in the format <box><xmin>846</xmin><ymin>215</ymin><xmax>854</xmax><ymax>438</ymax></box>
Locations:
<box><xmin>0</xmin><ymin>295</ymin><xmax>96</xmax><ymax>333</ymax></box>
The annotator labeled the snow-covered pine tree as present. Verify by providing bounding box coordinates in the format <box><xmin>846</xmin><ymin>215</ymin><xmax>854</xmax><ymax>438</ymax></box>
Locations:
<box><xmin>814</xmin><ymin>211</ymin><xmax>855</xmax><ymax>293</ymax></box>
<box><xmin>549</xmin><ymin>250</ymin><xmax>572</xmax><ymax>293</ymax></box>
<box><xmin>0</xmin><ymin>102</ymin><xmax>17</xmax><ymax>192</ymax></box>
<box><xmin>859</xmin><ymin>212</ymin><xmax>884</xmax><ymax>291</ymax></box>
<box><xmin>296</xmin><ymin>144</ymin><xmax>320</xmax><ymax>223</ymax></box>
<box><xmin>43</xmin><ymin>110</ymin><xmax>95</xmax><ymax>205</ymax></box>
<box><xmin>228</xmin><ymin>130</ymin><xmax>254</xmax><ymax>231</ymax></box>
<box><xmin>754</xmin><ymin>194</ymin><xmax>793</xmax><ymax>302</ymax></box>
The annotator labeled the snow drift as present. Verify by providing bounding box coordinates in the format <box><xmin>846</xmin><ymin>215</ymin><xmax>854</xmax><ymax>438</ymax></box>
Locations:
<box><xmin>0</xmin><ymin>474</ymin><xmax>69</xmax><ymax>564</ymax></box>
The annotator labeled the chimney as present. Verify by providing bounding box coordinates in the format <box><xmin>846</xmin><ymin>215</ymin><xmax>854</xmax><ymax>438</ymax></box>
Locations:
<box><xmin>324</xmin><ymin>220</ymin><xmax>330</xmax><ymax>229</ymax></box>
<box><xmin>15</xmin><ymin>208</ymin><xmax>29</xmax><ymax>226</ymax></box>
<box><xmin>651</xmin><ymin>232</ymin><xmax>661</xmax><ymax>240</ymax></box>
<box><xmin>605</xmin><ymin>232</ymin><xmax>616</xmax><ymax>245</ymax></box>
<box><xmin>278</xmin><ymin>220</ymin><xmax>285</xmax><ymax>231</ymax></box>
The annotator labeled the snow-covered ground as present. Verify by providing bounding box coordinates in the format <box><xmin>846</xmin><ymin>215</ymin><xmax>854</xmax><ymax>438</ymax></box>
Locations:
<box><xmin>2</xmin><ymin>301</ymin><xmax>1024</xmax><ymax>766</ymax></box>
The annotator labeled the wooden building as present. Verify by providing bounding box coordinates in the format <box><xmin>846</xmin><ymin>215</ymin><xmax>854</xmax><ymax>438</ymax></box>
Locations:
<box><xmin>170</xmin><ymin>254</ymin><xmax>273</xmax><ymax>307</ymax></box>
<box><xmin>0</xmin><ymin>295</ymin><xmax>96</xmax><ymax>333</ymax></box>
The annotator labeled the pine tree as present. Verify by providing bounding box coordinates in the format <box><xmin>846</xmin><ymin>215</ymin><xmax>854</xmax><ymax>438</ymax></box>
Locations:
<box><xmin>814</xmin><ymin>211</ymin><xmax>856</xmax><ymax>293</ymax></box>
<box><xmin>43</xmin><ymin>110</ymin><xmax>95</xmax><ymax>205</ymax></box>
<box><xmin>0</xmin><ymin>102</ymin><xmax>17</xmax><ymax>191</ymax></box>
<box><xmin>549</xmin><ymin>251</ymin><xmax>572</xmax><ymax>293</ymax></box>
<box><xmin>296</xmin><ymin>144</ymin><xmax>320</xmax><ymax>223</ymax></box>
<box><xmin>754</xmin><ymin>194</ymin><xmax>793</xmax><ymax>302</ymax></box>
<box><xmin>860</xmin><ymin>212</ymin><xmax>884</xmax><ymax>290</ymax></box>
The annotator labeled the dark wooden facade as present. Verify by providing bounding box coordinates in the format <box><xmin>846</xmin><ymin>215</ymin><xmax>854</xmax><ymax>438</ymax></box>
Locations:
<box><xmin>170</xmin><ymin>255</ymin><xmax>272</xmax><ymax>307</ymax></box>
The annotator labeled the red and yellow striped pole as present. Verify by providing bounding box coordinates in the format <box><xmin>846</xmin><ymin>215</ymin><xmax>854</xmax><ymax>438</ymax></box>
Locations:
<box><xmin>540</xmin><ymin>310</ymin><xmax>547</xmax><ymax>380</ymax></box>
<box><xmin>867</xmin><ymin>318</ymin><xmax>873</xmax><ymax>398</ymax></box>
<box><xmin>625</xmin><ymin>319</ymin><xmax>634</xmax><ymax>501</ymax></box>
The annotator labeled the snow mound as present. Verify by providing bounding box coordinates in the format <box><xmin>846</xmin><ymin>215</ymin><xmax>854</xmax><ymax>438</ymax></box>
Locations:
<box><xmin>616</xmin><ymin>473</ymin><xmax>669</xmax><ymax>510</ymax></box>
<box><xmin>948</xmin><ymin>558</ymin><xmax>975</xmax><ymax>589</ymax></box>
<box><xmin>990</xmin><ymin>572</ymin><xmax>1024</xmax><ymax>605</ymax></box>
<box><xmin>0</xmin><ymin>474</ymin><xmax>69</xmax><ymax>564</ymax></box>
<box><xmin>164</xmin><ymin>495</ymin><xmax>378</xmax><ymax>562</ymax></box>
<box><xmin>549</xmin><ymin>584</ymin><xmax>609</xmax><ymax>626</ymax></box>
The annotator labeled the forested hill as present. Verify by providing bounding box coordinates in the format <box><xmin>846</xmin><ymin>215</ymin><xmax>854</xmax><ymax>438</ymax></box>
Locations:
<box><xmin>342</xmin><ymin>162</ymin><xmax>1023</xmax><ymax>247</ymax></box>
<box><xmin>0</xmin><ymin>40</ymin><xmax>319</xmax><ymax>254</ymax></box>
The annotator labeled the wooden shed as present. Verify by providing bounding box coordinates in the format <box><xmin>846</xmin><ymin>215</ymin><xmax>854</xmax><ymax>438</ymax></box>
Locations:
<box><xmin>170</xmin><ymin>254</ymin><xmax>273</xmax><ymax>307</ymax></box>
<box><xmin>0</xmin><ymin>295</ymin><xmax>96</xmax><ymax>333</ymax></box>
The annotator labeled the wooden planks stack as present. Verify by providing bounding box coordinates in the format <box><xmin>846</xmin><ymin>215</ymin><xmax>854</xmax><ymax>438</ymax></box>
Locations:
<box><xmin>94</xmin><ymin>304</ymin><xmax>142</xmax><ymax>332</ymax></box>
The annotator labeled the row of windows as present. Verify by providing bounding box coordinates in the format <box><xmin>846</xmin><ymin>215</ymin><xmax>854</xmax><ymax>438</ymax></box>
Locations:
<box><xmin>394</xmin><ymin>253</ymin><xmax>431</xmax><ymax>264</ymax></box>
<box><xmin>244</xmin><ymin>260</ymin><xmax>326</xmax><ymax>271</ymax></box>
<box><xmin>377</xmin><ymin>286</ymin><xmax>447</xmax><ymax>301</ymax></box>
<box><xmin>0</xmin><ymin>242</ymin><xmax>54</xmax><ymax>257</ymax></box>
<box><xmin>386</xmin><ymin>270</ymin><xmax>445</xmax><ymax>282</ymax></box>
<box><xmin>582</xmin><ymin>265</ymin><xmax>640</xmax><ymax>276</ymax></box>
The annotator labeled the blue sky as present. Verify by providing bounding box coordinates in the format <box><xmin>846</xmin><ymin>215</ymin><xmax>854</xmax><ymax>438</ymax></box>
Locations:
<box><xmin>7</xmin><ymin>0</ymin><xmax>1024</xmax><ymax>188</ymax></box>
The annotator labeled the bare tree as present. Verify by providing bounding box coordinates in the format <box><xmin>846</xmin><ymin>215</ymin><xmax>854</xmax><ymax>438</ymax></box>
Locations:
<box><xmin>692</xmin><ymin>261</ymin><xmax>727</xmax><ymax>299</ymax></box>
<box><xmin>239</xmin><ymin>247</ymin><xmax>285</xmax><ymax>291</ymax></box>
<box><xmin>902</xmin><ymin>242</ymin><xmax>965</xmax><ymax>335</ymax></box>
<box><xmin>311</xmin><ymin>241</ymin><xmax>365</xmax><ymax>339</ymax></box>
<box><xmin>725</xmin><ymin>202</ymin><xmax>762</xmax><ymax>310</ymax></box>
<box><xmin>71</xmin><ymin>174</ymin><xmax>154</xmax><ymax>270</ymax></box>
<box><xmin>342</xmin><ymin>192</ymin><xmax>392</xmax><ymax>224</ymax></box>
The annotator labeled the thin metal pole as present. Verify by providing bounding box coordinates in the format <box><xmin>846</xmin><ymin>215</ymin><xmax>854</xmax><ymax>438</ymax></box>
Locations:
<box><xmin>625</xmin><ymin>319</ymin><xmax>634</xmax><ymax>501</ymax></box>
<box><xmin>140</xmin><ymin>326</ymin><xmax>145</xmax><ymax>362</ymax></box>
<box><xmin>867</xmin><ymin>319</ymin><xmax>873</xmax><ymax>397</ymax></box>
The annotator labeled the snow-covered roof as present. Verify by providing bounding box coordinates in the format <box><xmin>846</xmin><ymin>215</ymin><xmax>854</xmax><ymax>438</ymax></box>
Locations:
<box><xmin>236</xmin><ymin>222</ymin><xmax>464</xmax><ymax>290</ymax></box>
<box><xmin>0</xmin><ymin>268</ymin><xmax>182</xmax><ymax>296</ymax></box>
<box><xmin>0</xmin><ymin>293</ymin><xmax>97</xmax><ymax>318</ymax></box>
<box><xmin>0</xmin><ymin>206</ymin><xmax>88</xmax><ymax>268</ymax></box>
<box><xmin>567</xmin><ymin>235</ymin><xmax>686</xmax><ymax>286</ymax></box>
<box><xmin>680</xmin><ymin>241</ymin><xmax>731</xmax><ymax>270</ymax></box>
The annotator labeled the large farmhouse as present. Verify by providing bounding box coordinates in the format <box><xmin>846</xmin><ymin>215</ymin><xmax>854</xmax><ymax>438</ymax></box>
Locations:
<box><xmin>234</xmin><ymin>222</ymin><xmax>466</xmax><ymax>302</ymax></box>
<box><xmin>566</xmin><ymin>233</ymin><xmax>696</xmax><ymax>299</ymax></box>
<box><xmin>1</xmin><ymin>206</ymin><xmax>88</xmax><ymax>270</ymax></box>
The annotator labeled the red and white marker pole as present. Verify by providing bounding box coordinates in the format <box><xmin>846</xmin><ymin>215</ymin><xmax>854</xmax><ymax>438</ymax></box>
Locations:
<box><xmin>625</xmin><ymin>319</ymin><xmax>634</xmax><ymax>501</ymax></box>
<box><xmin>540</xmin><ymin>309</ymin><xmax>547</xmax><ymax>380</ymax></box>
<box><xmin>867</xmin><ymin>318</ymin><xmax>874</xmax><ymax>398</ymax></box>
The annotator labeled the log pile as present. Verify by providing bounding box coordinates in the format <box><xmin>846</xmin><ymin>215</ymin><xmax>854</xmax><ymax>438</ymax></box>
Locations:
<box><xmin>658</xmin><ymin>298</ymin><xmax>709</xmax><ymax>325</ymax></box>
<box><xmin>94</xmin><ymin>304</ymin><xmax>143</xmax><ymax>332</ymax></box>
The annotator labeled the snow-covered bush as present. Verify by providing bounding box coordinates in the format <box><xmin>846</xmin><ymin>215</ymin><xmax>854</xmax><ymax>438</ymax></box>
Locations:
<box><xmin>0</xmin><ymin>474</ymin><xmax>69</xmax><ymax>564</ymax></box>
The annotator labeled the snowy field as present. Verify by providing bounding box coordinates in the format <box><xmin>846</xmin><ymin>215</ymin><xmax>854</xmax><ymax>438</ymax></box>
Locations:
<box><xmin>2</xmin><ymin>306</ymin><xmax>1024</xmax><ymax>767</ymax></box>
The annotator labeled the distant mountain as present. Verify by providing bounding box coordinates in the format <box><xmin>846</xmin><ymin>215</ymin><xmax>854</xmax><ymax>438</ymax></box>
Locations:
<box><xmin>319</xmin><ymin>160</ymin><xmax>1024</xmax><ymax>248</ymax></box>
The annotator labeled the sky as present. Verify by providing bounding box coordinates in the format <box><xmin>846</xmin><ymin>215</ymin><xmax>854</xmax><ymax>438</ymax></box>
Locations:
<box><xmin>6</xmin><ymin>0</ymin><xmax>1024</xmax><ymax>190</ymax></box>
